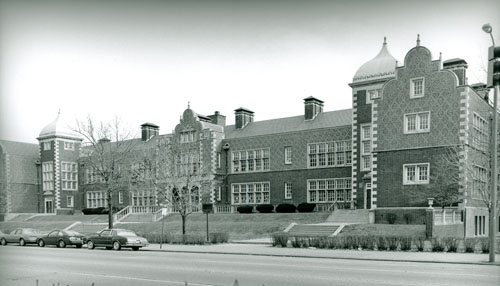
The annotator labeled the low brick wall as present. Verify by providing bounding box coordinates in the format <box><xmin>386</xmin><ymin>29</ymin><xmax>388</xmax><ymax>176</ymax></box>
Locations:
<box><xmin>434</xmin><ymin>224</ymin><xmax>464</xmax><ymax>238</ymax></box>
<box><xmin>375</xmin><ymin>208</ymin><xmax>426</xmax><ymax>225</ymax></box>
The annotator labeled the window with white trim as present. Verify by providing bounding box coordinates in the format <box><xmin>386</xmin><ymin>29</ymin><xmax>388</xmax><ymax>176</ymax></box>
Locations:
<box><xmin>215</xmin><ymin>186</ymin><xmax>222</xmax><ymax>201</ymax></box>
<box><xmin>368</xmin><ymin>89</ymin><xmax>382</xmax><ymax>100</ymax></box>
<box><xmin>403</xmin><ymin>163</ymin><xmax>429</xmax><ymax>185</ymax></box>
<box><xmin>61</xmin><ymin>162</ymin><xmax>78</xmax><ymax>190</ymax></box>
<box><xmin>43</xmin><ymin>141</ymin><xmax>51</xmax><ymax>151</ymax></box>
<box><xmin>404</xmin><ymin>112</ymin><xmax>430</xmax><ymax>134</ymax></box>
<box><xmin>67</xmin><ymin>196</ymin><xmax>74</xmax><ymax>208</ymax></box>
<box><xmin>64</xmin><ymin>142</ymin><xmax>75</xmax><ymax>150</ymax></box>
<box><xmin>308</xmin><ymin>140</ymin><xmax>352</xmax><ymax>168</ymax></box>
<box><xmin>42</xmin><ymin>162</ymin><xmax>54</xmax><ymax>191</ymax></box>
<box><xmin>472</xmin><ymin>113</ymin><xmax>488</xmax><ymax>151</ymax></box>
<box><xmin>307</xmin><ymin>178</ymin><xmax>351</xmax><ymax>203</ymax></box>
<box><xmin>410</xmin><ymin>78</ymin><xmax>424</xmax><ymax>98</ymax></box>
<box><xmin>285</xmin><ymin>183</ymin><xmax>292</xmax><ymax>199</ymax></box>
<box><xmin>472</xmin><ymin>165</ymin><xmax>487</xmax><ymax>199</ymax></box>
<box><xmin>232</xmin><ymin>182</ymin><xmax>270</xmax><ymax>204</ymax></box>
<box><xmin>180</xmin><ymin>130</ymin><xmax>196</xmax><ymax>143</ymax></box>
<box><xmin>475</xmin><ymin>215</ymin><xmax>486</xmax><ymax>236</ymax></box>
<box><xmin>131</xmin><ymin>190</ymin><xmax>156</xmax><ymax>206</ymax></box>
<box><xmin>361</xmin><ymin>124</ymin><xmax>371</xmax><ymax>171</ymax></box>
<box><xmin>86</xmin><ymin>168</ymin><xmax>104</xmax><ymax>184</ymax></box>
<box><xmin>284</xmin><ymin>146</ymin><xmax>292</xmax><ymax>164</ymax></box>
<box><xmin>86</xmin><ymin>191</ymin><xmax>107</xmax><ymax>208</ymax></box>
<box><xmin>118</xmin><ymin>191</ymin><xmax>124</xmax><ymax>204</ymax></box>
<box><xmin>232</xmin><ymin>148</ymin><xmax>270</xmax><ymax>173</ymax></box>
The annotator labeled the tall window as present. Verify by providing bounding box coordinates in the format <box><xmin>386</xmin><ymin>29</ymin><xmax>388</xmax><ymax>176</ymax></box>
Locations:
<box><xmin>86</xmin><ymin>191</ymin><xmax>107</xmax><ymax>208</ymax></box>
<box><xmin>232</xmin><ymin>148</ymin><xmax>270</xmax><ymax>173</ymax></box>
<box><xmin>118</xmin><ymin>191</ymin><xmax>124</xmax><ymax>204</ymax></box>
<box><xmin>131</xmin><ymin>190</ymin><xmax>156</xmax><ymax>206</ymax></box>
<box><xmin>403</xmin><ymin>163</ymin><xmax>429</xmax><ymax>185</ymax></box>
<box><xmin>61</xmin><ymin>162</ymin><xmax>78</xmax><ymax>190</ymax></box>
<box><xmin>285</xmin><ymin>183</ymin><xmax>293</xmax><ymax>199</ymax></box>
<box><xmin>472</xmin><ymin>113</ymin><xmax>488</xmax><ymax>151</ymax></box>
<box><xmin>308</xmin><ymin>140</ymin><xmax>352</xmax><ymax>168</ymax></box>
<box><xmin>284</xmin><ymin>147</ymin><xmax>292</xmax><ymax>164</ymax></box>
<box><xmin>232</xmin><ymin>182</ymin><xmax>270</xmax><ymax>205</ymax></box>
<box><xmin>361</xmin><ymin>124</ymin><xmax>371</xmax><ymax>171</ymax></box>
<box><xmin>86</xmin><ymin>168</ymin><xmax>103</xmax><ymax>184</ymax></box>
<box><xmin>176</xmin><ymin>153</ymin><xmax>200</xmax><ymax>176</ymax></box>
<box><xmin>180</xmin><ymin>131</ymin><xmax>196</xmax><ymax>143</ymax></box>
<box><xmin>472</xmin><ymin>165</ymin><xmax>487</xmax><ymax>199</ymax></box>
<box><xmin>410</xmin><ymin>78</ymin><xmax>425</xmax><ymax>98</ymax></box>
<box><xmin>67</xmin><ymin>196</ymin><xmax>74</xmax><ymax>208</ymax></box>
<box><xmin>215</xmin><ymin>186</ymin><xmax>222</xmax><ymax>201</ymax></box>
<box><xmin>404</xmin><ymin>112</ymin><xmax>430</xmax><ymax>134</ymax></box>
<box><xmin>42</xmin><ymin>162</ymin><xmax>54</xmax><ymax>191</ymax></box>
<box><xmin>307</xmin><ymin>178</ymin><xmax>351</xmax><ymax>203</ymax></box>
<box><xmin>475</xmin><ymin>215</ymin><xmax>486</xmax><ymax>236</ymax></box>
<box><xmin>43</xmin><ymin>141</ymin><xmax>51</xmax><ymax>151</ymax></box>
<box><xmin>64</xmin><ymin>142</ymin><xmax>75</xmax><ymax>150</ymax></box>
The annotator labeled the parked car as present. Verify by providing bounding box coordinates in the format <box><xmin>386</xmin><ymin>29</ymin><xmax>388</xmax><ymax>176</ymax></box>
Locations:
<box><xmin>86</xmin><ymin>229</ymin><xmax>148</xmax><ymax>251</ymax></box>
<box><xmin>37</xmin><ymin>230</ymin><xmax>85</xmax><ymax>248</ymax></box>
<box><xmin>0</xmin><ymin>228</ymin><xmax>42</xmax><ymax>246</ymax></box>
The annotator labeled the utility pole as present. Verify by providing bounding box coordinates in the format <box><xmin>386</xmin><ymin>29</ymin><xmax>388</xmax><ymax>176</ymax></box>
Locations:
<box><xmin>483</xmin><ymin>23</ymin><xmax>499</xmax><ymax>263</ymax></box>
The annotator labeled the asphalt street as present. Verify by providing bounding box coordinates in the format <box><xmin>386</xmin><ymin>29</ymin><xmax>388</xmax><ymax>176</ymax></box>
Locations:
<box><xmin>0</xmin><ymin>245</ymin><xmax>499</xmax><ymax>286</ymax></box>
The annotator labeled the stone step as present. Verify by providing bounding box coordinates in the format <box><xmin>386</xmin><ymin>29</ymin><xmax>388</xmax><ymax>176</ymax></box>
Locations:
<box><xmin>287</xmin><ymin>224</ymin><xmax>339</xmax><ymax>237</ymax></box>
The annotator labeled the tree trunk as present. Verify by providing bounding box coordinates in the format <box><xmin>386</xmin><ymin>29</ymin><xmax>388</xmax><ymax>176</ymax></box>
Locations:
<box><xmin>181</xmin><ymin>214</ymin><xmax>186</xmax><ymax>235</ymax></box>
<box><xmin>108</xmin><ymin>191</ymin><xmax>113</xmax><ymax>229</ymax></box>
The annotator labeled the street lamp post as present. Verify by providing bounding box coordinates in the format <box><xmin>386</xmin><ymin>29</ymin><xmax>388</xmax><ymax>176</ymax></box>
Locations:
<box><xmin>483</xmin><ymin>23</ymin><xmax>499</xmax><ymax>263</ymax></box>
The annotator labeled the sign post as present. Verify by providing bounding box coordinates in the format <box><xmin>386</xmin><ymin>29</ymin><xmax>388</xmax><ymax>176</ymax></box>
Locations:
<box><xmin>202</xmin><ymin>204</ymin><xmax>213</xmax><ymax>242</ymax></box>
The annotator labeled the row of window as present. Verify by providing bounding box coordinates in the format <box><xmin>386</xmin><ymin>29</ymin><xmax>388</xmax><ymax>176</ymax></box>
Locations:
<box><xmin>308</xmin><ymin>140</ymin><xmax>352</xmax><ymax>168</ymax></box>
<box><xmin>232</xmin><ymin>148</ymin><xmax>270</xmax><ymax>173</ymax></box>
<box><xmin>42</xmin><ymin>161</ymin><xmax>78</xmax><ymax>191</ymax></box>
<box><xmin>42</xmin><ymin>141</ymin><xmax>76</xmax><ymax>151</ymax></box>
<box><xmin>232</xmin><ymin>182</ymin><xmax>271</xmax><ymax>204</ymax></box>
<box><xmin>368</xmin><ymin>78</ymin><xmax>424</xmax><ymax>101</ymax></box>
<box><xmin>307</xmin><ymin>178</ymin><xmax>352</xmax><ymax>203</ymax></box>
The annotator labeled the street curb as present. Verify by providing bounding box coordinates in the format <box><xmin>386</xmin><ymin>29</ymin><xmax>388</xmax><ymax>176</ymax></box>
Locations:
<box><xmin>142</xmin><ymin>248</ymin><xmax>500</xmax><ymax>266</ymax></box>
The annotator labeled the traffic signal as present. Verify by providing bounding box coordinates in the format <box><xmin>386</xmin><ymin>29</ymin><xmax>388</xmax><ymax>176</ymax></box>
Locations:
<box><xmin>487</xmin><ymin>46</ymin><xmax>500</xmax><ymax>87</ymax></box>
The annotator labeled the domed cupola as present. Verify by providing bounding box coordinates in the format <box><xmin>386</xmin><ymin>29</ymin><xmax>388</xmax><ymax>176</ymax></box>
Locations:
<box><xmin>38</xmin><ymin>111</ymin><xmax>82</xmax><ymax>140</ymax></box>
<box><xmin>352</xmin><ymin>37</ymin><xmax>398</xmax><ymax>84</ymax></box>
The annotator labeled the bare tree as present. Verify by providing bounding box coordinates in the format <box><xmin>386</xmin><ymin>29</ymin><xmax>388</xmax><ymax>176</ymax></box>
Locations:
<box><xmin>75</xmin><ymin>116</ymin><xmax>136</xmax><ymax>229</ymax></box>
<box><xmin>139</xmin><ymin>135</ymin><xmax>208</xmax><ymax>236</ymax></box>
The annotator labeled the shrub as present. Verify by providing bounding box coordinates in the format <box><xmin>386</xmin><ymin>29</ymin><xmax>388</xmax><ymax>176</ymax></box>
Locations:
<box><xmin>386</xmin><ymin>236</ymin><xmax>399</xmax><ymax>251</ymax></box>
<box><xmin>478</xmin><ymin>238</ymin><xmax>489</xmax><ymax>253</ymax></box>
<box><xmin>463</xmin><ymin>238</ymin><xmax>476</xmax><ymax>253</ymax></box>
<box><xmin>403</xmin><ymin>213</ymin><xmax>412</xmax><ymax>224</ymax></box>
<box><xmin>399</xmin><ymin>236</ymin><xmax>412</xmax><ymax>251</ymax></box>
<box><xmin>375</xmin><ymin>236</ymin><xmax>388</xmax><ymax>251</ymax></box>
<box><xmin>432</xmin><ymin>238</ymin><xmax>445</xmax><ymax>252</ymax></box>
<box><xmin>256</xmin><ymin>204</ymin><xmax>274</xmax><ymax>213</ymax></box>
<box><xmin>414</xmin><ymin>237</ymin><xmax>425</xmax><ymax>252</ymax></box>
<box><xmin>297</xmin><ymin>203</ymin><xmax>316</xmax><ymax>213</ymax></box>
<box><xmin>209</xmin><ymin>232</ymin><xmax>229</xmax><ymax>244</ymax></box>
<box><xmin>236</xmin><ymin>205</ymin><xmax>253</xmax><ymax>214</ymax></box>
<box><xmin>358</xmin><ymin>236</ymin><xmax>373</xmax><ymax>250</ymax></box>
<box><xmin>272</xmin><ymin>233</ymin><xmax>289</xmax><ymax>247</ymax></box>
<box><xmin>386</xmin><ymin>213</ymin><xmax>397</xmax><ymax>224</ymax></box>
<box><xmin>82</xmin><ymin>207</ymin><xmax>107</xmax><ymax>215</ymax></box>
<box><xmin>344</xmin><ymin>236</ymin><xmax>358</xmax><ymax>249</ymax></box>
<box><xmin>442</xmin><ymin>237</ymin><xmax>457</xmax><ymax>252</ymax></box>
<box><xmin>276</xmin><ymin>203</ymin><xmax>296</xmax><ymax>213</ymax></box>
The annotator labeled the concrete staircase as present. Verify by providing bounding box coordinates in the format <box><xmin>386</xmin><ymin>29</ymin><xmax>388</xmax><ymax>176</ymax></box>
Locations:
<box><xmin>285</xmin><ymin>223</ymin><xmax>343</xmax><ymax>237</ymax></box>
<box><xmin>325</xmin><ymin>209</ymin><xmax>370</xmax><ymax>224</ymax></box>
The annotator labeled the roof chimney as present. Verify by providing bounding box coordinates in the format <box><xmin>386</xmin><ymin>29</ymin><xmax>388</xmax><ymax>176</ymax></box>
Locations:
<box><xmin>208</xmin><ymin>111</ymin><xmax>226</xmax><ymax>126</ymax></box>
<box><xmin>141</xmin><ymin>123</ymin><xmax>159</xmax><ymax>141</ymax></box>
<box><xmin>443</xmin><ymin>58</ymin><xmax>468</xmax><ymax>86</ymax></box>
<box><xmin>234</xmin><ymin>108</ymin><xmax>254</xmax><ymax>129</ymax></box>
<box><xmin>304</xmin><ymin>96</ymin><xmax>324</xmax><ymax>120</ymax></box>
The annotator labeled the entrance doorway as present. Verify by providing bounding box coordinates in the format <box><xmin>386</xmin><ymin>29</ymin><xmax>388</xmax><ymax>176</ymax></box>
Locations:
<box><xmin>45</xmin><ymin>198</ymin><xmax>53</xmax><ymax>213</ymax></box>
<box><xmin>364</xmin><ymin>183</ymin><xmax>372</xmax><ymax>209</ymax></box>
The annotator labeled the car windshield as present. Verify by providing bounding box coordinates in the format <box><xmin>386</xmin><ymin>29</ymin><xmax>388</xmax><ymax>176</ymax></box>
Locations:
<box><xmin>23</xmin><ymin>229</ymin><xmax>40</xmax><ymax>235</ymax></box>
<box><xmin>116</xmin><ymin>230</ymin><xmax>137</xmax><ymax>236</ymax></box>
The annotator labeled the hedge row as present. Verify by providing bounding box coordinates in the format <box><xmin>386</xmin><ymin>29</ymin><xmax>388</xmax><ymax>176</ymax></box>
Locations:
<box><xmin>81</xmin><ymin>206</ymin><xmax>122</xmax><ymax>215</ymax></box>
<box><xmin>137</xmin><ymin>232</ymin><xmax>229</xmax><ymax>244</ymax></box>
<box><xmin>272</xmin><ymin>234</ymin><xmax>499</xmax><ymax>253</ymax></box>
<box><xmin>236</xmin><ymin>203</ymin><xmax>317</xmax><ymax>214</ymax></box>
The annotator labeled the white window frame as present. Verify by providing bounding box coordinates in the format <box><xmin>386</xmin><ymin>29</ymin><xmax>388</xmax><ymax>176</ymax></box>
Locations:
<box><xmin>284</xmin><ymin>146</ymin><xmax>292</xmax><ymax>164</ymax></box>
<box><xmin>410</xmin><ymin>77</ymin><xmax>425</xmax><ymax>98</ymax></box>
<box><xmin>404</xmin><ymin>111</ymin><xmax>430</xmax><ymax>134</ymax></box>
<box><xmin>64</xmin><ymin>141</ymin><xmax>75</xmax><ymax>150</ymax></box>
<box><xmin>285</xmin><ymin>183</ymin><xmax>292</xmax><ymax>199</ymax></box>
<box><xmin>61</xmin><ymin>161</ymin><xmax>78</xmax><ymax>191</ymax></box>
<box><xmin>42</xmin><ymin>161</ymin><xmax>54</xmax><ymax>191</ymax></box>
<box><xmin>43</xmin><ymin>141</ymin><xmax>51</xmax><ymax>151</ymax></box>
<box><xmin>368</xmin><ymin>89</ymin><xmax>382</xmax><ymax>100</ymax></box>
<box><xmin>472</xmin><ymin>113</ymin><xmax>488</xmax><ymax>151</ymax></box>
<box><xmin>67</xmin><ymin>196</ymin><xmax>74</xmax><ymax>208</ymax></box>
<box><xmin>216</xmin><ymin>186</ymin><xmax>222</xmax><ymax>201</ymax></box>
<box><xmin>118</xmin><ymin>191</ymin><xmax>124</xmax><ymax>204</ymax></box>
<box><xmin>360</xmin><ymin>124</ymin><xmax>372</xmax><ymax>171</ymax></box>
<box><xmin>231</xmin><ymin>182</ymin><xmax>270</xmax><ymax>205</ymax></box>
<box><xmin>307</xmin><ymin>178</ymin><xmax>352</xmax><ymax>203</ymax></box>
<box><xmin>308</xmin><ymin>140</ymin><xmax>352</xmax><ymax>168</ymax></box>
<box><xmin>231</xmin><ymin>148</ymin><xmax>270</xmax><ymax>173</ymax></box>
<box><xmin>403</xmin><ymin>163</ymin><xmax>430</xmax><ymax>185</ymax></box>
<box><xmin>86</xmin><ymin>191</ymin><xmax>108</xmax><ymax>208</ymax></box>
<box><xmin>472</xmin><ymin>165</ymin><xmax>487</xmax><ymax>199</ymax></box>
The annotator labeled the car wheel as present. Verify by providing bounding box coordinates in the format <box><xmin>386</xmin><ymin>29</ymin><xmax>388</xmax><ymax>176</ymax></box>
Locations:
<box><xmin>58</xmin><ymin>240</ymin><xmax>66</xmax><ymax>248</ymax></box>
<box><xmin>112</xmin><ymin>241</ymin><xmax>121</xmax><ymax>251</ymax></box>
<box><xmin>76</xmin><ymin>244</ymin><xmax>82</xmax><ymax>248</ymax></box>
<box><xmin>87</xmin><ymin>240</ymin><xmax>95</xmax><ymax>250</ymax></box>
<box><xmin>0</xmin><ymin>238</ymin><xmax>6</xmax><ymax>245</ymax></box>
<box><xmin>19</xmin><ymin>238</ymin><xmax>26</xmax><ymax>246</ymax></box>
<box><xmin>132</xmin><ymin>247</ymin><xmax>139</xmax><ymax>251</ymax></box>
<box><xmin>38</xmin><ymin>239</ymin><xmax>45</xmax><ymax>247</ymax></box>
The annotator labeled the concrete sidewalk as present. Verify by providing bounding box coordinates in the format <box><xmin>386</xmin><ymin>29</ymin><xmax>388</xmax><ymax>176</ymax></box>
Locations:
<box><xmin>144</xmin><ymin>241</ymin><xmax>500</xmax><ymax>266</ymax></box>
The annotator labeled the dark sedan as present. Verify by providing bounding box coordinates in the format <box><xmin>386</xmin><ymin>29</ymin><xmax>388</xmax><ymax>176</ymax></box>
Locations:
<box><xmin>37</xmin><ymin>230</ymin><xmax>85</xmax><ymax>248</ymax></box>
<box><xmin>0</xmin><ymin>228</ymin><xmax>42</xmax><ymax>246</ymax></box>
<box><xmin>86</xmin><ymin>229</ymin><xmax>148</xmax><ymax>251</ymax></box>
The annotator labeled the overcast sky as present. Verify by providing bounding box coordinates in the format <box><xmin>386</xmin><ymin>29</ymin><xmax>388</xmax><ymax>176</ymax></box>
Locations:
<box><xmin>1</xmin><ymin>0</ymin><xmax>499</xmax><ymax>143</ymax></box>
